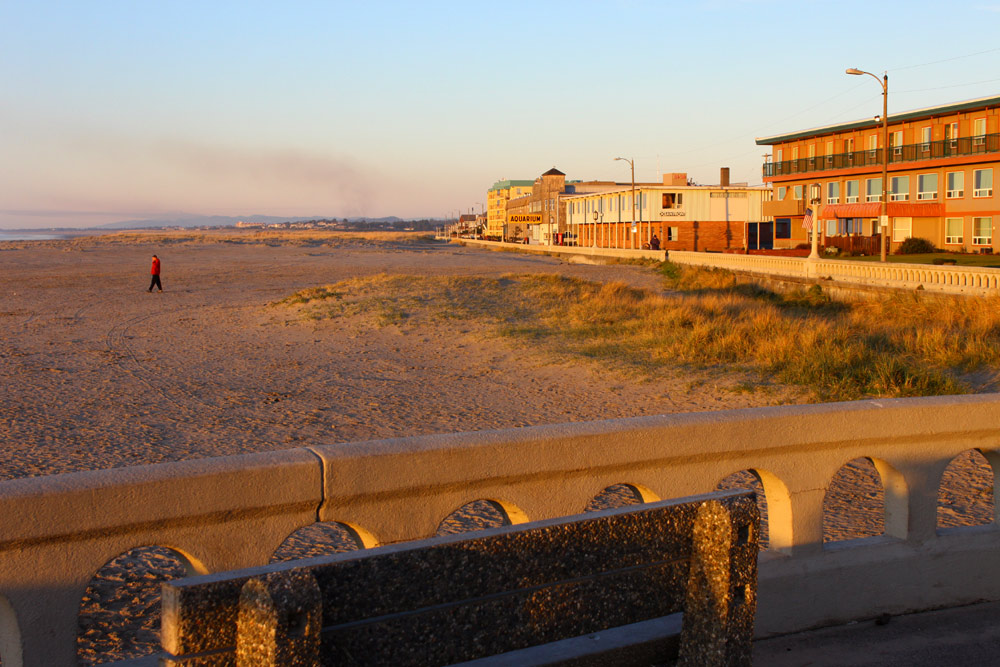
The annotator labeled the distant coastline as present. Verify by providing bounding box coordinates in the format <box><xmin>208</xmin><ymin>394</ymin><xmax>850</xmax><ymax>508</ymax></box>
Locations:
<box><xmin>0</xmin><ymin>231</ymin><xmax>70</xmax><ymax>241</ymax></box>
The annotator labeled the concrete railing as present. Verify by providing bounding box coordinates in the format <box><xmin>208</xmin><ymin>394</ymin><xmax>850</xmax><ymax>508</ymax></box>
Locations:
<box><xmin>3</xmin><ymin>395</ymin><xmax>1000</xmax><ymax>664</ymax></box>
<box><xmin>453</xmin><ymin>238</ymin><xmax>668</xmax><ymax>262</ymax></box>
<box><xmin>668</xmin><ymin>250</ymin><xmax>1000</xmax><ymax>296</ymax></box>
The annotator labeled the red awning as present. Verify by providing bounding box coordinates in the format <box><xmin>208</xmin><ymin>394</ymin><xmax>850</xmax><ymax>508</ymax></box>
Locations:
<box><xmin>820</xmin><ymin>202</ymin><xmax>945</xmax><ymax>219</ymax></box>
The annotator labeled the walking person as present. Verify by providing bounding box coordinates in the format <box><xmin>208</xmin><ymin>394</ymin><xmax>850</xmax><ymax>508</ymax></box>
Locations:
<box><xmin>148</xmin><ymin>254</ymin><xmax>162</xmax><ymax>292</ymax></box>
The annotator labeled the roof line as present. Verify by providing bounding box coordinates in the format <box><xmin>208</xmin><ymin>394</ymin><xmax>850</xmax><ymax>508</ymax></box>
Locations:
<box><xmin>756</xmin><ymin>93</ymin><xmax>1000</xmax><ymax>145</ymax></box>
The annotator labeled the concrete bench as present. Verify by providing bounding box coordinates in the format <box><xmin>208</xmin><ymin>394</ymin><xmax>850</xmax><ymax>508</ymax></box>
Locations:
<box><xmin>159</xmin><ymin>489</ymin><xmax>758</xmax><ymax>666</ymax></box>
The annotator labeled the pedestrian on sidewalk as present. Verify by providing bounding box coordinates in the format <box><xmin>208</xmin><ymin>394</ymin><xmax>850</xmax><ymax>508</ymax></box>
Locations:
<box><xmin>148</xmin><ymin>254</ymin><xmax>162</xmax><ymax>292</ymax></box>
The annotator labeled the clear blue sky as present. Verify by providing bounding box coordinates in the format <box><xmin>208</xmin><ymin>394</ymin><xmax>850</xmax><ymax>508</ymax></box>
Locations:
<box><xmin>2</xmin><ymin>0</ymin><xmax>999</xmax><ymax>228</ymax></box>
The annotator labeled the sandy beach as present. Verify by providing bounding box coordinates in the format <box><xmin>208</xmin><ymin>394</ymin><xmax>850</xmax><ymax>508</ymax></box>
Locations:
<box><xmin>0</xmin><ymin>231</ymin><xmax>992</xmax><ymax>664</ymax></box>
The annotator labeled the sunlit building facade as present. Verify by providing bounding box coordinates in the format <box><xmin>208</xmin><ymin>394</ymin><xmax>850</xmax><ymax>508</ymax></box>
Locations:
<box><xmin>756</xmin><ymin>95</ymin><xmax>1000</xmax><ymax>253</ymax></box>
<box><xmin>486</xmin><ymin>179</ymin><xmax>534</xmax><ymax>240</ymax></box>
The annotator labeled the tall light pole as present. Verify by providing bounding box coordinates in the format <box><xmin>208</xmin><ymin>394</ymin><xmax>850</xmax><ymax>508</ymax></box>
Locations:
<box><xmin>846</xmin><ymin>67</ymin><xmax>889</xmax><ymax>262</ymax></box>
<box><xmin>615</xmin><ymin>157</ymin><xmax>636</xmax><ymax>249</ymax></box>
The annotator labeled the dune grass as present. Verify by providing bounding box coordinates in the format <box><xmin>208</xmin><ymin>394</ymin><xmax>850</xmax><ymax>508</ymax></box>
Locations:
<box><xmin>276</xmin><ymin>264</ymin><xmax>1000</xmax><ymax>401</ymax></box>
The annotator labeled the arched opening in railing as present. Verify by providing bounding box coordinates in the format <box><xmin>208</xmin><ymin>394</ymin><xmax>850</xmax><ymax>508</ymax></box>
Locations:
<box><xmin>270</xmin><ymin>521</ymin><xmax>377</xmax><ymax>563</ymax></box>
<box><xmin>0</xmin><ymin>593</ymin><xmax>21</xmax><ymax>667</ymax></box>
<box><xmin>716</xmin><ymin>468</ymin><xmax>792</xmax><ymax>552</ymax></box>
<box><xmin>584</xmin><ymin>483</ymin><xmax>659</xmax><ymax>512</ymax></box>
<box><xmin>436</xmin><ymin>499</ymin><xmax>528</xmax><ymax>536</ymax></box>
<box><xmin>77</xmin><ymin>545</ymin><xmax>205</xmax><ymax>665</ymax></box>
<box><xmin>823</xmin><ymin>457</ymin><xmax>907</xmax><ymax>544</ymax></box>
<box><xmin>938</xmin><ymin>449</ymin><xmax>995</xmax><ymax>531</ymax></box>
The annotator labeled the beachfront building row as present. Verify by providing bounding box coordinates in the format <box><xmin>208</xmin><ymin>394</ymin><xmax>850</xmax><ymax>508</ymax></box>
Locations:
<box><xmin>562</xmin><ymin>171</ymin><xmax>770</xmax><ymax>252</ymax></box>
<box><xmin>756</xmin><ymin>94</ymin><xmax>1000</xmax><ymax>254</ymax></box>
<box><xmin>491</xmin><ymin>167</ymin><xmax>770</xmax><ymax>251</ymax></box>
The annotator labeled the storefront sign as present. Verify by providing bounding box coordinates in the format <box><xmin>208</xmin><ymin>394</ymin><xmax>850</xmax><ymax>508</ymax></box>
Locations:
<box><xmin>509</xmin><ymin>214</ymin><xmax>542</xmax><ymax>223</ymax></box>
<box><xmin>659</xmin><ymin>211</ymin><xmax>687</xmax><ymax>217</ymax></box>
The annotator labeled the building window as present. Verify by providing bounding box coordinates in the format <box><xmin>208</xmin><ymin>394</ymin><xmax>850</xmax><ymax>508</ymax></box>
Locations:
<box><xmin>667</xmin><ymin>227</ymin><xmax>679</xmax><ymax>242</ymax></box>
<box><xmin>890</xmin><ymin>176</ymin><xmax>910</xmax><ymax>201</ymax></box>
<box><xmin>775</xmin><ymin>218</ymin><xmax>791</xmax><ymax>239</ymax></box>
<box><xmin>662</xmin><ymin>193</ymin><xmax>682</xmax><ymax>209</ymax></box>
<box><xmin>948</xmin><ymin>122</ymin><xmax>959</xmax><ymax>148</ymax></box>
<box><xmin>920</xmin><ymin>126</ymin><xmax>931</xmax><ymax>152</ymax></box>
<box><xmin>974</xmin><ymin>217</ymin><xmax>992</xmax><ymax>245</ymax></box>
<box><xmin>868</xmin><ymin>134</ymin><xmax>878</xmax><ymax>157</ymax></box>
<box><xmin>917</xmin><ymin>174</ymin><xmax>938</xmax><ymax>200</ymax></box>
<box><xmin>777</xmin><ymin>186</ymin><xmax>787</xmax><ymax>200</ymax></box>
<box><xmin>891</xmin><ymin>130</ymin><xmax>903</xmax><ymax>156</ymax></box>
<box><xmin>947</xmin><ymin>171</ymin><xmax>965</xmax><ymax>198</ymax></box>
<box><xmin>793</xmin><ymin>185</ymin><xmax>803</xmax><ymax>200</ymax></box>
<box><xmin>776</xmin><ymin>149</ymin><xmax>783</xmax><ymax>162</ymax></box>
<box><xmin>791</xmin><ymin>146</ymin><xmax>799</xmax><ymax>160</ymax></box>
<box><xmin>827</xmin><ymin>181</ymin><xmax>840</xmax><ymax>204</ymax></box>
<box><xmin>892</xmin><ymin>217</ymin><xmax>912</xmax><ymax>242</ymax></box>
<box><xmin>945</xmin><ymin>218</ymin><xmax>963</xmax><ymax>245</ymax></box>
<box><xmin>845</xmin><ymin>180</ymin><xmax>859</xmax><ymax>203</ymax></box>
<box><xmin>826</xmin><ymin>219</ymin><xmax>837</xmax><ymax>237</ymax></box>
<box><xmin>866</xmin><ymin>178</ymin><xmax>882</xmax><ymax>202</ymax></box>
<box><xmin>974</xmin><ymin>118</ymin><xmax>987</xmax><ymax>145</ymax></box>
<box><xmin>974</xmin><ymin>169</ymin><xmax>993</xmax><ymax>197</ymax></box>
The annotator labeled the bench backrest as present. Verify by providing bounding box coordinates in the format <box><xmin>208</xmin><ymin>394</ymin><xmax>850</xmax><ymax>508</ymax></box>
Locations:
<box><xmin>160</xmin><ymin>489</ymin><xmax>758</xmax><ymax>666</ymax></box>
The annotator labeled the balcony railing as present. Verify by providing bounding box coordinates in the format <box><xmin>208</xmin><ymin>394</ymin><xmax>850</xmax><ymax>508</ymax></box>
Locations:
<box><xmin>764</xmin><ymin>133</ymin><xmax>1000</xmax><ymax>179</ymax></box>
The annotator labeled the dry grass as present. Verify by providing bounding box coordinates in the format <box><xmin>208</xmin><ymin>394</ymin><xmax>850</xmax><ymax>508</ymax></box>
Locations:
<box><xmin>276</xmin><ymin>264</ymin><xmax>1000</xmax><ymax>401</ymax></box>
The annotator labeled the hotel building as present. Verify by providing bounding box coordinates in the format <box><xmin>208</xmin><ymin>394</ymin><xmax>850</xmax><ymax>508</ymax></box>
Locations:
<box><xmin>486</xmin><ymin>179</ymin><xmax>534</xmax><ymax>240</ymax></box>
<box><xmin>756</xmin><ymin>95</ymin><xmax>1000</xmax><ymax>253</ymax></box>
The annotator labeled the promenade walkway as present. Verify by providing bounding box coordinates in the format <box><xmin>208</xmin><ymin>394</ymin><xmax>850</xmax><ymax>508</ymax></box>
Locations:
<box><xmin>754</xmin><ymin>600</ymin><xmax>1000</xmax><ymax>665</ymax></box>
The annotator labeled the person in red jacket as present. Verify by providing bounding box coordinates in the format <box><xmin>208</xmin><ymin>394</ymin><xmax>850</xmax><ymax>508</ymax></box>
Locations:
<box><xmin>148</xmin><ymin>255</ymin><xmax>162</xmax><ymax>292</ymax></box>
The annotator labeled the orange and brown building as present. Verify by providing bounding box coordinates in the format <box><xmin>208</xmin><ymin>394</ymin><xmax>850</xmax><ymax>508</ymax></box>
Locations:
<box><xmin>756</xmin><ymin>95</ymin><xmax>1000</xmax><ymax>253</ymax></box>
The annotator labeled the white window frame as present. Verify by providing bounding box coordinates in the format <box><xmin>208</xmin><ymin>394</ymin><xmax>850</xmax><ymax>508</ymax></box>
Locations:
<box><xmin>845</xmin><ymin>179</ymin><xmax>859</xmax><ymax>204</ymax></box>
<box><xmin>974</xmin><ymin>118</ymin><xmax>987</xmax><ymax>145</ymax></box>
<box><xmin>892</xmin><ymin>217</ymin><xmax>912</xmax><ymax>243</ymax></box>
<box><xmin>826</xmin><ymin>219</ymin><xmax>837</xmax><ymax>237</ymax></box>
<box><xmin>973</xmin><ymin>217</ymin><xmax>992</xmax><ymax>246</ymax></box>
<box><xmin>945</xmin><ymin>218</ymin><xmax>963</xmax><ymax>245</ymax></box>
<box><xmin>890</xmin><ymin>175</ymin><xmax>910</xmax><ymax>201</ymax></box>
<box><xmin>920</xmin><ymin>126</ymin><xmax>931</xmax><ymax>152</ymax></box>
<box><xmin>947</xmin><ymin>171</ymin><xmax>965</xmax><ymax>198</ymax></box>
<box><xmin>949</xmin><ymin>122</ymin><xmax>959</xmax><ymax>148</ymax></box>
<box><xmin>974</xmin><ymin>169</ymin><xmax>993</xmax><ymax>198</ymax></box>
<box><xmin>891</xmin><ymin>130</ymin><xmax>903</xmax><ymax>156</ymax></box>
<box><xmin>868</xmin><ymin>134</ymin><xmax>878</xmax><ymax>158</ymax></box>
<box><xmin>917</xmin><ymin>173</ymin><xmax>938</xmax><ymax>200</ymax></box>
<box><xmin>777</xmin><ymin>186</ymin><xmax>787</xmax><ymax>200</ymax></box>
<box><xmin>667</xmin><ymin>226</ymin><xmax>679</xmax><ymax>242</ymax></box>
<box><xmin>826</xmin><ymin>181</ymin><xmax>840</xmax><ymax>204</ymax></box>
<box><xmin>793</xmin><ymin>185</ymin><xmax>803</xmax><ymax>200</ymax></box>
<box><xmin>866</xmin><ymin>178</ymin><xmax>882</xmax><ymax>203</ymax></box>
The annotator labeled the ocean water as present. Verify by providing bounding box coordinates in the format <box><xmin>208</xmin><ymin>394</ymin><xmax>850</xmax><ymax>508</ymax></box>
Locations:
<box><xmin>0</xmin><ymin>232</ymin><xmax>66</xmax><ymax>241</ymax></box>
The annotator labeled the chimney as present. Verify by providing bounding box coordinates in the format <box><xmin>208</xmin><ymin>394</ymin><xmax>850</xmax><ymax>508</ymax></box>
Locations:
<box><xmin>720</xmin><ymin>167</ymin><xmax>730</xmax><ymax>187</ymax></box>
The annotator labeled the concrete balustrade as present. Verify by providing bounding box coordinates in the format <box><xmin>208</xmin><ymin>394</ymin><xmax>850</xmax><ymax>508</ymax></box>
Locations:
<box><xmin>668</xmin><ymin>250</ymin><xmax>1000</xmax><ymax>296</ymax></box>
<box><xmin>2</xmin><ymin>395</ymin><xmax>1000</xmax><ymax>665</ymax></box>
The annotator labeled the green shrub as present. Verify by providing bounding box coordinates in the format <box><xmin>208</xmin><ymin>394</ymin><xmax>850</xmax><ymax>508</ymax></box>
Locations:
<box><xmin>896</xmin><ymin>237</ymin><xmax>937</xmax><ymax>254</ymax></box>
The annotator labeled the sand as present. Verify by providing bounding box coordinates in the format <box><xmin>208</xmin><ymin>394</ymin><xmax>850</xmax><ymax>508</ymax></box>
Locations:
<box><xmin>0</xmin><ymin>232</ymin><xmax>992</xmax><ymax>664</ymax></box>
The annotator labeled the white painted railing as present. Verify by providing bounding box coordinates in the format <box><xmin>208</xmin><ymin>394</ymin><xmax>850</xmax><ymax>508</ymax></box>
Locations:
<box><xmin>668</xmin><ymin>250</ymin><xmax>1000</xmax><ymax>295</ymax></box>
<box><xmin>2</xmin><ymin>395</ymin><xmax>1000</xmax><ymax>665</ymax></box>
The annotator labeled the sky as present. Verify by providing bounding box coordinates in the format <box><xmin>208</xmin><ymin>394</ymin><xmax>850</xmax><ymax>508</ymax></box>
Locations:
<box><xmin>2</xmin><ymin>1</ymin><xmax>1000</xmax><ymax>229</ymax></box>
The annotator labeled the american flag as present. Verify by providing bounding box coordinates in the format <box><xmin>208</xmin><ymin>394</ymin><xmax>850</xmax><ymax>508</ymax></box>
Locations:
<box><xmin>802</xmin><ymin>207</ymin><xmax>813</xmax><ymax>230</ymax></box>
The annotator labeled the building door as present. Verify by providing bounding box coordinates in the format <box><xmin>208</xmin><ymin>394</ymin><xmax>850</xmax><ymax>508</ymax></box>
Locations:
<box><xmin>759</xmin><ymin>221</ymin><xmax>774</xmax><ymax>250</ymax></box>
<box><xmin>748</xmin><ymin>223</ymin><xmax>759</xmax><ymax>250</ymax></box>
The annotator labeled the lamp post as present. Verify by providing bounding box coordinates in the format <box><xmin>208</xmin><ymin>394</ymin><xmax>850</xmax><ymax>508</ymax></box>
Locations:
<box><xmin>592</xmin><ymin>209</ymin><xmax>603</xmax><ymax>248</ymax></box>
<box><xmin>615</xmin><ymin>157</ymin><xmax>636</xmax><ymax>249</ymax></box>
<box><xmin>846</xmin><ymin>67</ymin><xmax>889</xmax><ymax>262</ymax></box>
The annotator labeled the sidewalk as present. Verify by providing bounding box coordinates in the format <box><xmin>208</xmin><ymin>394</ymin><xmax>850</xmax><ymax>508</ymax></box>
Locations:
<box><xmin>753</xmin><ymin>600</ymin><xmax>1000</xmax><ymax>666</ymax></box>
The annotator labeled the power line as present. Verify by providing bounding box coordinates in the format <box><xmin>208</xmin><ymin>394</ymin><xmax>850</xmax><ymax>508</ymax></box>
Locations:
<box><xmin>894</xmin><ymin>77</ymin><xmax>1000</xmax><ymax>94</ymax></box>
<box><xmin>889</xmin><ymin>47</ymin><xmax>1000</xmax><ymax>72</ymax></box>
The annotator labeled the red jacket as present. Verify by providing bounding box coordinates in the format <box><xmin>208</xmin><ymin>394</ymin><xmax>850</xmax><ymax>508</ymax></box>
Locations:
<box><xmin>151</xmin><ymin>257</ymin><xmax>160</xmax><ymax>275</ymax></box>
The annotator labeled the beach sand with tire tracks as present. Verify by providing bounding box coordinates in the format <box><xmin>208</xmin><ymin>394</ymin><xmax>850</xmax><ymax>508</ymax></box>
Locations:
<box><xmin>0</xmin><ymin>231</ymin><xmax>992</xmax><ymax>664</ymax></box>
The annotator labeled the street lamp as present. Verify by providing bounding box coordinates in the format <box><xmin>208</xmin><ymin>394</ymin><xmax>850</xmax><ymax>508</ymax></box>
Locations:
<box><xmin>592</xmin><ymin>209</ymin><xmax>603</xmax><ymax>248</ymax></box>
<box><xmin>846</xmin><ymin>67</ymin><xmax>889</xmax><ymax>262</ymax></box>
<box><xmin>614</xmin><ymin>157</ymin><xmax>636</xmax><ymax>249</ymax></box>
